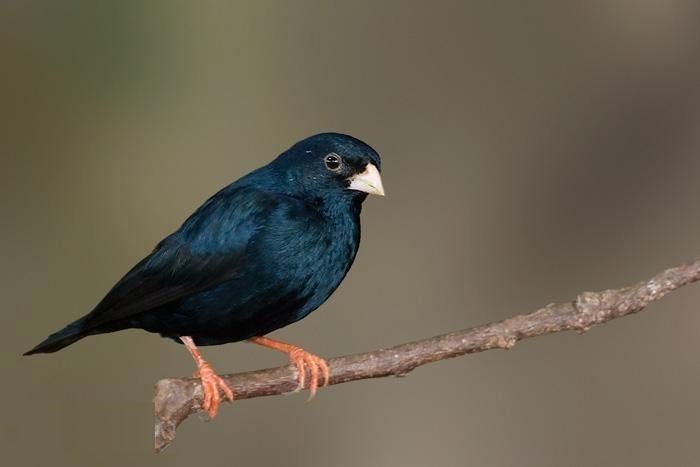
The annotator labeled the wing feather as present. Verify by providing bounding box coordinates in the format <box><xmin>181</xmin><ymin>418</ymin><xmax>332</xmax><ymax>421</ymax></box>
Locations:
<box><xmin>81</xmin><ymin>185</ymin><xmax>276</xmax><ymax>329</ymax></box>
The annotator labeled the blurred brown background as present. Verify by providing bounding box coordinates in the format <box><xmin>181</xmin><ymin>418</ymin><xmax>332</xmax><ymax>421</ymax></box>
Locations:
<box><xmin>3</xmin><ymin>1</ymin><xmax>700</xmax><ymax>466</ymax></box>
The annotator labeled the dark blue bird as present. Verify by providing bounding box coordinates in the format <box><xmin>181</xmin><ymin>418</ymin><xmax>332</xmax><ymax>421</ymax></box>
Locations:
<box><xmin>25</xmin><ymin>133</ymin><xmax>384</xmax><ymax>417</ymax></box>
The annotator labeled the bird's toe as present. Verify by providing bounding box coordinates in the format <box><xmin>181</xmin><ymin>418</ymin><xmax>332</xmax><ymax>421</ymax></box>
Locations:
<box><xmin>196</xmin><ymin>362</ymin><xmax>234</xmax><ymax>418</ymax></box>
<box><xmin>288</xmin><ymin>348</ymin><xmax>329</xmax><ymax>400</ymax></box>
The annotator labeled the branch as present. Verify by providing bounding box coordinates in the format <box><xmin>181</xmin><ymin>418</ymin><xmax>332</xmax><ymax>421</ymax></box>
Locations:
<box><xmin>154</xmin><ymin>257</ymin><xmax>700</xmax><ymax>452</ymax></box>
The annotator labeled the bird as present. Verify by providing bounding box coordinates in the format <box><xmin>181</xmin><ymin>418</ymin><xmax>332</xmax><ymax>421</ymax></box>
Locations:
<box><xmin>24</xmin><ymin>132</ymin><xmax>384</xmax><ymax>418</ymax></box>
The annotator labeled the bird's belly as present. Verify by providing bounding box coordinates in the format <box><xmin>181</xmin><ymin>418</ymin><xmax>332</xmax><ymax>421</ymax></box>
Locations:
<box><xmin>133</xmin><ymin>272</ymin><xmax>339</xmax><ymax>346</ymax></box>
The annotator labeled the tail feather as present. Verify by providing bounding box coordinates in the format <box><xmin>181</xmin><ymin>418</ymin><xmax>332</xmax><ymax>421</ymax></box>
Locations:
<box><xmin>24</xmin><ymin>317</ymin><xmax>91</xmax><ymax>355</ymax></box>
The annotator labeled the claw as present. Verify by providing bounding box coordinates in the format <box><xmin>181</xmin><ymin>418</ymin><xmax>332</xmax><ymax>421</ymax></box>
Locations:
<box><xmin>249</xmin><ymin>336</ymin><xmax>329</xmax><ymax>400</ymax></box>
<box><xmin>196</xmin><ymin>362</ymin><xmax>234</xmax><ymax>419</ymax></box>
<box><xmin>288</xmin><ymin>348</ymin><xmax>329</xmax><ymax>400</ymax></box>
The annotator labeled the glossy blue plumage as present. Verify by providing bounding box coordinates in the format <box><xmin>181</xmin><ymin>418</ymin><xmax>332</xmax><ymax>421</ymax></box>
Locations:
<box><xmin>25</xmin><ymin>133</ymin><xmax>381</xmax><ymax>353</ymax></box>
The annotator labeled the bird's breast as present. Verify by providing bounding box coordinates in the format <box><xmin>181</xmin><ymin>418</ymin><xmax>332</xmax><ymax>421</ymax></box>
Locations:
<box><xmin>259</xmin><ymin>209</ymin><xmax>360</xmax><ymax>318</ymax></box>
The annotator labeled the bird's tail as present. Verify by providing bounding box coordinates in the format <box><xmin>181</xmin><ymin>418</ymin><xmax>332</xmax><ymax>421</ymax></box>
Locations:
<box><xmin>23</xmin><ymin>316</ymin><xmax>91</xmax><ymax>355</ymax></box>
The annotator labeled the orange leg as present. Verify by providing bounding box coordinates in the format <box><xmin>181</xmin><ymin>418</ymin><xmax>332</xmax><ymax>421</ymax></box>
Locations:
<box><xmin>249</xmin><ymin>336</ymin><xmax>329</xmax><ymax>400</ymax></box>
<box><xmin>180</xmin><ymin>336</ymin><xmax>234</xmax><ymax>418</ymax></box>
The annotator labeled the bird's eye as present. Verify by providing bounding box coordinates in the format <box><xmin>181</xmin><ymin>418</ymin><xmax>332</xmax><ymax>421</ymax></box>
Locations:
<box><xmin>324</xmin><ymin>154</ymin><xmax>342</xmax><ymax>171</ymax></box>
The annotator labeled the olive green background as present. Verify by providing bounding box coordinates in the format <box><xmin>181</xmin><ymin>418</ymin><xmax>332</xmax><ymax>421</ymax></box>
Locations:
<box><xmin>3</xmin><ymin>1</ymin><xmax>700</xmax><ymax>466</ymax></box>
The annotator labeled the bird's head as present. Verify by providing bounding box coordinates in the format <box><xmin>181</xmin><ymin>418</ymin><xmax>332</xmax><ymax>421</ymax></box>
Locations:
<box><xmin>270</xmin><ymin>133</ymin><xmax>384</xmax><ymax>204</ymax></box>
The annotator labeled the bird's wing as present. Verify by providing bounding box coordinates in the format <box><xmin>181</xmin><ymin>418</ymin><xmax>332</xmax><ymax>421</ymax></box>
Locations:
<box><xmin>81</xmin><ymin>185</ymin><xmax>278</xmax><ymax>329</ymax></box>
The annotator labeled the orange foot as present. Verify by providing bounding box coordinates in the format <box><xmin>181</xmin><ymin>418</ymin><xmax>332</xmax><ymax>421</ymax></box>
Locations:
<box><xmin>180</xmin><ymin>335</ymin><xmax>234</xmax><ymax>419</ymax></box>
<box><xmin>288</xmin><ymin>347</ymin><xmax>330</xmax><ymax>399</ymax></box>
<box><xmin>249</xmin><ymin>336</ymin><xmax>330</xmax><ymax>400</ymax></box>
<box><xmin>195</xmin><ymin>362</ymin><xmax>234</xmax><ymax>418</ymax></box>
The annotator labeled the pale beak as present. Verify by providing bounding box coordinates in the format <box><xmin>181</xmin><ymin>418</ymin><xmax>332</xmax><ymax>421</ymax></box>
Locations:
<box><xmin>348</xmin><ymin>163</ymin><xmax>385</xmax><ymax>196</ymax></box>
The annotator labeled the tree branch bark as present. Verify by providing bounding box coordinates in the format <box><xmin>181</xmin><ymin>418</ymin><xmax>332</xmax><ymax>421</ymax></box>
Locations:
<box><xmin>154</xmin><ymin>257</ymin><xmax>700</xmax><ymax>452</ymax></box>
